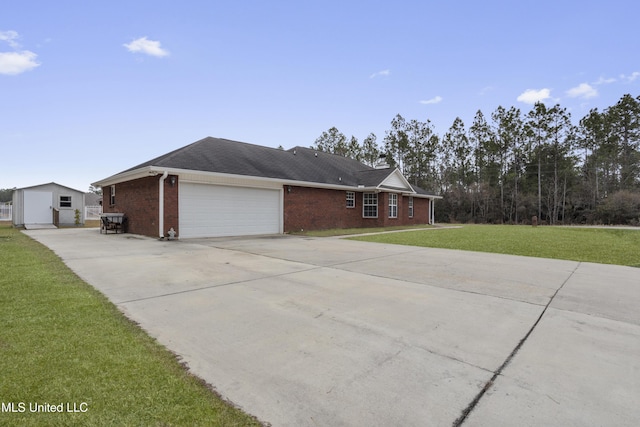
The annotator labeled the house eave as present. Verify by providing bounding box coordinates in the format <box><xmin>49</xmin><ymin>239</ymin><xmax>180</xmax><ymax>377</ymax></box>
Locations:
<box><xmin>378</xmin><ymin>185</ymin><xmax>411</xmax><ymax>192</ymax></box>
<box><xmin>92</xmin><ymin>166</ymin><xmax>158</xmax><ymax>188</ymax></box>
<box><xmin>402</xmin><ymin>192</ymin><xmax>442</xmax><ymax>199</ymax></box>
<box><xmin>94</xmin><ymin>166</ymin><xmax>388</xmax><ymax>193</ymax></box>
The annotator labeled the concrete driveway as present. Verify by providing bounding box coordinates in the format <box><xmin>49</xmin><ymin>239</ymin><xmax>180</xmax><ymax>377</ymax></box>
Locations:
<box><xmin>25</xmin><ymin>228</ymin><xmax>640</xmax><ymax>426</ymax></box>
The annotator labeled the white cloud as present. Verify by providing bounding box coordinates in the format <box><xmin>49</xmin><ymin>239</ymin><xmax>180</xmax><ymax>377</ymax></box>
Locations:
<box><xmin>620</xmin><ymin>71</ymin><xmax>640</xmax><ymax>82</ymax></box>
<box><xmin>123</xmin><ymin>37</ymin><xmax>169</xmax><ymax>58</ymax></box>
<box><xmin>0</xmin><ymin>50</ymin><xmax>40</xmax><ymax>75</ymax></box>
<box><xmin>0</xmin><ymin>30</ymin><xmax>41</xmax><ymax>75</ymax></box>
<box><xmin>0</xmin><ymin>30</ymin><xmax>21</xmax><ymax>48</ymax></box>
<box><xmin>516</xmin><ymin>88</ymin><xmax>551</xmax><ymax>104</ymax></box>
<box><xmin>566</xmin><ymin>83</ymin><xmax>597</xmax><ymax>99</ymax></box>
<box><xmin>419</xmin><ymin>96</ymin><xmax>442</xmax><ymax>105</ymax></box>
<box><xmin>478</xmin><ymin>86</ymin><xmax>494</xmax><ymax>96</ymax></box>
<box><xmin>369</xmin><ymin>69</ymin><xmax>390</xmax><ymax>79</ymax></box>
<box><xmin>593</xmin><ymin>76</ymin><xmax>616</xmax><ymax>85</ymax></box>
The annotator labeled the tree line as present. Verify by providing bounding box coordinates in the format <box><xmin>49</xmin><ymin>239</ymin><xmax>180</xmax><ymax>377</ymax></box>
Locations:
<box><xmin>312</xmin><ymin>93</ymin><xmax>640</xmax><ymax>225</ymax></box>
<box><xmin>0</xmin><ymin>188</ymin><xmax>14</xmax><ymax>203</ymax></box>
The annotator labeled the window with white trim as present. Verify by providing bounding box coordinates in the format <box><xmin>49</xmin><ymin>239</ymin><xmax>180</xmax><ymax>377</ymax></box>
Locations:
<box><xmin>110</xmin><ymin>185</ymin><xmax>116</xmax><ymax>206</ymax></box>
<box><xmin>408</xmin><ymin>197</ymin><xmax>414</xmax><ymax>218</ymax></box>
<box><xmin>388</xmin><ymin>193</ymin><xmax>398</xmax><ymax>218</ymax></box>
<box><xmin>59</xmin><ymin>195</ymin><xmax>72</xmax><ymax>208</ymax></box>
<box><xmin>346</xmin><ymin>191</ymin><xmax>355</xmax><ymax>208</ymax></box>
<box><xmin>363</xmin><ymin>193</ymin><xmax>377</xmax><ymax>218</ymax></box>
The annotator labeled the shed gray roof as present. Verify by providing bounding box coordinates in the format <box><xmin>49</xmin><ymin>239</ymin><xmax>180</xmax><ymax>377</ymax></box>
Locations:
<box><xmin>109</xmin><ymin>137</ymin><xmax>436</xmax><ymax>196</ymax></box>
<box><xmin>15</xmin><ymin>182</ymin><xmax>85</xmax><ymax>193</ymax></box>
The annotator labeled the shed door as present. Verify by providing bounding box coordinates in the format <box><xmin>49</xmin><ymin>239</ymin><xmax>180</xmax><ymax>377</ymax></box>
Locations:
<box><xmin>24</xmin><ymin>191</ymin><xmax>52</xmax><ymax>224</ymax></box>
<box><xmin>179</xmin><ymin>183</ymin><xmax>281</xmax><ymax>238</ymax></box>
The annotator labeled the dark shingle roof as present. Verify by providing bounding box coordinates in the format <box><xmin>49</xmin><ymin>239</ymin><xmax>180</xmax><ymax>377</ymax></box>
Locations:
<box><xmin>124</xmin><ymin>137</ymin><xmax>292</xmax><ymax>179</ymax></box>
<box><xmin>124</xmin><ymin>137</ymin><xmax>372</xmax><ymax>185</ymax></box>
<box><xmin>118</xmin><ymin>136</ymin><xmax>436</xmax><ymax>195</ymax></box>
<box><xmin>358</xmin><ymin>169</ymin><xmax>401</xmax><ymax>187</ymax></box>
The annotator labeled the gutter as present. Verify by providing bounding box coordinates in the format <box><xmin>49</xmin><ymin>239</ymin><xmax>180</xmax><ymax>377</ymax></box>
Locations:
<box><xmin>92</xmin><ymin>166</ymin><xmax>158</xmax><ymax>188</ymax></box>
<box><xmin>158</xmin><ymin>171</ymin><xmax>168</xmax><ymax>238</ymax></box>
<box><xmin>94</xmin><ymin>166</ymin><xmax>443</xmax><ymax>197</ymax></box>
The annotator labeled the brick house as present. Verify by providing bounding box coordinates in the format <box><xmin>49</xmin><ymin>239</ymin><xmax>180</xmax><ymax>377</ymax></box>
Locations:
<box><xmin>92</xmin><ymin>137</ymin><xmax>439</xmax><ymax>239</ymax></box>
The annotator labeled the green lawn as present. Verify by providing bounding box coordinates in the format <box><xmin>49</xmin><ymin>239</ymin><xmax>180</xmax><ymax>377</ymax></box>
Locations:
<box><xmin>349</xmin><ymin>225</ymin><xmax>640</xmax><ymax>267</ymax></box>
<box><xmin>0</xmin><ymin>225</ymin><xmax>261</xmax><ymax>426</ymax></box>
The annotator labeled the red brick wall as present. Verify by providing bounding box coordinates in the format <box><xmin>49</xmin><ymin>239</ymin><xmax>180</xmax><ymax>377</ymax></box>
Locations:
<box><xmin>102</xmin><ymin>175</ymin><xmax>179</xmax><ymax>237</ymax></box>
<box><xmin>102</xmin><ymin>179</ymin><xmax>429</xmax><ymax>237</ymax></box>
<box><xmin>402</xmin><ymin>195</ymin><xmax>431</xmax><ymax>226</ymax></box>
<box><xmin>283</xmin><ymin>186</ymin><xmax>431</xmax><ymax>232</ymax></box>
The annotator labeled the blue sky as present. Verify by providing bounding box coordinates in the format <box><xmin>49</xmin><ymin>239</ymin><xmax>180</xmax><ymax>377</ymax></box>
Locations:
<box><xmin>2</xmin><ymin>1</ymin><xmax>638</xmax><ymax>192</ymax></box>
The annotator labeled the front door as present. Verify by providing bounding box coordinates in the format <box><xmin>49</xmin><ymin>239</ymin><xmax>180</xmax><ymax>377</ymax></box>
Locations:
<box><xmin>24</xmin><ymin>191</ymin><xmax>52</xmax><ymax>224</ymax></box>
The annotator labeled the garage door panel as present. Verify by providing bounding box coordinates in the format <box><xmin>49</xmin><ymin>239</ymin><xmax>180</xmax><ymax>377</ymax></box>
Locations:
<box><xmin>179</xmin><ymin>183</ymin><xmax>280</xmax><ymax>238</ymax></box>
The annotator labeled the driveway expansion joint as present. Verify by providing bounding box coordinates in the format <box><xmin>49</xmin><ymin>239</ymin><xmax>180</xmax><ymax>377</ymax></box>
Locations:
<box><xmin>452</xmin><ymin>262</ymin><xmax>581</xmax><ymax>426</ymax></box>
<box><xmin>117</xmin><ymin>265</ymin><xmax>323</xmax><ymax>304</ymax></box>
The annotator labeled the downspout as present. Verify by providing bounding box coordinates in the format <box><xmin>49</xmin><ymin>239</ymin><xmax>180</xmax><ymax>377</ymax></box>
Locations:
<box><xmin>158</xmin><ymin>171</ymin><xmax>168</xmax><ymax>238</ymax></box>
<box><xmin>431</xmin><ymin>197</ymin><xmax>435</xmax><ymax>225</ymax></box>
<box><xmin>429</xmin><ymin>198</ymin><xmax>434</xmax><ymax>225</ymax></box>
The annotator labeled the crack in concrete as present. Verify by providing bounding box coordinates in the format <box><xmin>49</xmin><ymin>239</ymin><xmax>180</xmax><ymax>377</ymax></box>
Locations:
<box><xmin>115</xmin><ymin>244</ymin><xmax>422</xmax><ymax>305</ymax></box>
<box><xmin>452</xmin><ymin>262</ymin><xmax>581</xmax><ymax>426</ymax></box>
<box><xmin>117</xmin><ymin>265</ymin><xmax>322</xmax><ymax>304</ymax></box>
<box><xmin>323</xmin><ymin>312</ymin><xmax>495</xmax><ymax>374</ymax></box>
<box><xmin>329</xmin><ymin>261</ymin><xmax>551</xmax><ymax>309</ymax></box>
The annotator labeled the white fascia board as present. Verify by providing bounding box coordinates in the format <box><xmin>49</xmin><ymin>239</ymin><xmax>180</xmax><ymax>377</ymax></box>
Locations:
<box><xmin>91</xmin><ymin>166</ymin><xmax>156</xmax><ymax>188</ymax></box>
<box><xmin>284</xmin><ymin>181</ymin><xmax>379</xmax><ymax>192</ymax></box>
<box><xmin>91</xmin><ymin>166</ymin><xmax>443</xmax><ymax>201</ymax></box>
<box><xmin>95</xmin><ymin>166</ymin><xmax>386</xmax><ymax>193</ymax></box>
<box><xmin>402</xmin><ymin>192</ymin><xmax>442</xmax><ymax>199</ymax></box>
<box><xmin>144</xmin><ymin>167</ymin><xmax>382</xmax><ymax>192</ymax></box>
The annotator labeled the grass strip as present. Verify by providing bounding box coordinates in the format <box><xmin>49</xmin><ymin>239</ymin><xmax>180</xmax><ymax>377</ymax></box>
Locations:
<box><xmin>0</xmin><ymin>225</ymin><xmax>261</xmax><ymax>426</ymax></box>
<box><xmin>349</xmin><ymin>225</ymin><xmax>640</xmax><ymax>267</ymax></box>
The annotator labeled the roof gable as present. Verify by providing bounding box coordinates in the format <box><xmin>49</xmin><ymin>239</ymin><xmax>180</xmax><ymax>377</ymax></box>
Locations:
<box><xmin>16</xmin><ymin>182</ymin><xmax>85</xmax><ymax>194</ymax></box>
<box><xmin>379</xmin><ymin>169</ymin><xmax>413</xmax><ymax>191</ymax></box>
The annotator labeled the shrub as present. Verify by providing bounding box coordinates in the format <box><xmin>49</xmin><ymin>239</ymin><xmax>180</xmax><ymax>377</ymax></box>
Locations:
<box><xmin>597</xmin><ymin>190</ymin><xmax>640</xmax><ymax>225</ymax></box>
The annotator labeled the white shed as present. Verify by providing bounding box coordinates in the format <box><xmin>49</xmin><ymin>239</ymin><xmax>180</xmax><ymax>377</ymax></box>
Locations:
<box><xmin>12</xmin><ymin>182</ymin><xmax>86</xmax><ymax>228</ymax></box>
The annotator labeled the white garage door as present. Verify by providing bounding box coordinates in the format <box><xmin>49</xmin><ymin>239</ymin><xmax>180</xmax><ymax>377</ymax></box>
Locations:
<box><xmin>179</xmin><ymin>183</ymin><xmax>281</xmax><ymax>238</ymax></box>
